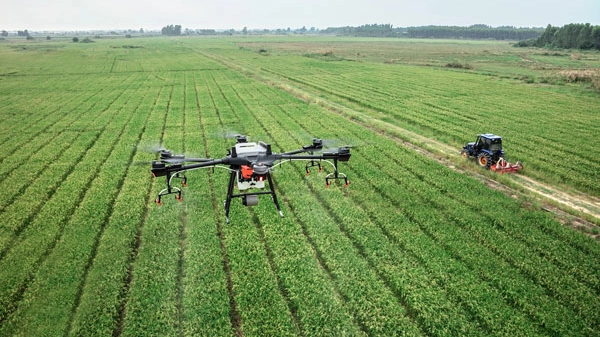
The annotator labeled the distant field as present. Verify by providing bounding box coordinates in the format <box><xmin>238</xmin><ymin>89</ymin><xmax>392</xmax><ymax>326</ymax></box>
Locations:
<box><xmin>0</xmin><ymin>36</ymin><xmax>599</xmax><ymax>337</ymax></box>
<box><xmin>228</xmin><ymin>36</ymin><xmax>600</xmax><ymax>195</ymax></box>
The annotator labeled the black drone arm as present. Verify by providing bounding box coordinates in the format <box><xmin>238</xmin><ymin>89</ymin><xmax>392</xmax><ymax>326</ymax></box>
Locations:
<box><xmin>276</xmin><ymin>147</ymin><xmax>351</xmax><ymax>186</ymax></box>
<box><xmin>152</xmin><ymin>146</ymin><xmax>350</xmax><ymax>179</ymax></box>
<box><xmin>278</xmin><ymin>147</ymin><xmax>351</xmax><ymax>162</ymax></box>
<box><xmin>151</xmin><ymin>158</ymin><xmax>227</xmax><ymax>177</ymax></box>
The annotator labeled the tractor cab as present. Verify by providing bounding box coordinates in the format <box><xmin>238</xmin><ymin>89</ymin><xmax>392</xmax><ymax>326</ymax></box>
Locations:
<box><xmin>473</xmin><ymin>134</ymin><xmax>503</xmax><ymax>154</ymax></box>
<box><xmin>462</xmin><ymin>134</ymin><xmax>505</xmax><ymax>168</ymax></box>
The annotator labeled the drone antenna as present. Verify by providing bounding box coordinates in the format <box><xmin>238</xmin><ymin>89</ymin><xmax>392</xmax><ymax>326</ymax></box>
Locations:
<box><xmin>259</xmin><ymin>141</ymin><xmax>272</xmax><ymax>155</ymax></box>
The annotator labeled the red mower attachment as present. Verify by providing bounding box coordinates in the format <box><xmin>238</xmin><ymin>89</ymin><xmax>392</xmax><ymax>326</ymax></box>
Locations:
<box><xmin>490</xmin><ymin>158</ymin><xmax>523</xmax><ymax>173</ymax></box>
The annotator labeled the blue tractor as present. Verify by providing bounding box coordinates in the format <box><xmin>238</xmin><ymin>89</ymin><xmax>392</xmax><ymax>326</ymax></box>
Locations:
<box><xmin>461</xmin><ymin>134</ymin><xmax>506</xmax><ymax>169</ymax></box>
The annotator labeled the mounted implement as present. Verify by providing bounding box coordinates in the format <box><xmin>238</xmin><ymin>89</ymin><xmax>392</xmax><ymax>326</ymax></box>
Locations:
<box><xmin>461</xmin><ymin>134</ymin><xmax>523</xmax><ymax>173</ymax></box>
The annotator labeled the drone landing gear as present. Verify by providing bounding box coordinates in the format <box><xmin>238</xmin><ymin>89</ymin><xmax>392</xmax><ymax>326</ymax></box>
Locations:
<box><xmin>325</xmin><ymin>173</ymin><xmax>349</xmax><ymax>188</ymax></box>
<box><xmin>224</xmin><ymin>170</ymin><xmax>283</xmax><ymax>224</ymax></box>
<box><xmin>325</xmin><ymin>157</ymin><xmax>349</xmax><ymax>188</ymax></box>
<box><xmin>305</xmin><ymin>160</ymin><xmax>322</xmax><ymax>176</ymax></box>
<box><xmin>155</xmin><ymin>172</ymin><xmax>187</xmax><ymax>205</ymax></box>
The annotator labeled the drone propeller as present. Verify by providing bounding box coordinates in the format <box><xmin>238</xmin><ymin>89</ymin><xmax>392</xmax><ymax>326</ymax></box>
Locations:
<box><xmin>158</xmin><ymin>149</ymin><xmax>214</xmax><ymax>164</ymax></box>
<box><xmin>137</xmin><ymin>141</ymin><xmax>167</xmax><ymax>154</ymax></box>
<box><xmin>218</xmin><ymin>129</ymin><xmax>245</xmax><ymax>140</ymax></box>
<box><xmin>320</xmin><ymin>138</ymin><xmax>359</xmax><ymax>150</ymax></box>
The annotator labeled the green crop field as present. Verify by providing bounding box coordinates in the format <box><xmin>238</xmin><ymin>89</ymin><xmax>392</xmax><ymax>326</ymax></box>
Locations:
<box><xmin>1</xmin><ymin>36</ymin><xmax>599</xmax><ymax>337</ymax></box>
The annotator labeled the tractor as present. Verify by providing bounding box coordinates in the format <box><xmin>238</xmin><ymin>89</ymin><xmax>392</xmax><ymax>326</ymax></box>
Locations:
<box><xmin>461</xmin><ymin>134</ymin><xmax>522</xmax><ymax>173</ymax></box>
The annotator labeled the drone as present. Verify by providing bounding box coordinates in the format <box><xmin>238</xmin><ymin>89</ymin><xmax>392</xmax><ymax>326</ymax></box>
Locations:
<box><xmin>151</xmin><ymin>135</ymin><xmax>351</xmax><ymax>223</ymax></box>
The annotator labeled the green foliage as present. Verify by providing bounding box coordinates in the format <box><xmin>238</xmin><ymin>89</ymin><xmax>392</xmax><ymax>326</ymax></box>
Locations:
<box><xmin>520</xmin><ymin>23</ymin><xmax>600</xmax><ymax>50</ymax></box>
<box><xmin>321</xmin><ymin>24</ymin><xmax>543</xmax><ymax>40</ymax></box>
<box><xmin>445</xmin><ymin>61</ymin><xmax>473</xmax><ymax>69</ymax></box>
<box><xmin>161</xmin><ymin>24</ymin><xmax>181</xmax><ymax>36</ymax></box>
<box><xmin>0</xmin><ymin>37</ymin><xmax>599</xmax><ymax>337</ymax></box>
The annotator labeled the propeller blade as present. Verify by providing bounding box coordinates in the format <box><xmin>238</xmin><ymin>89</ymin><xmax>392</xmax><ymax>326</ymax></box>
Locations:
<box><xmin>219</xmin><ymin>129</ymin><xmax>244</xmax><ymax>139</ymax></box>
<box><xmin>137</xmin><ymin>141</ymin><xmax>167</xmax><ymax>154</ymax></box>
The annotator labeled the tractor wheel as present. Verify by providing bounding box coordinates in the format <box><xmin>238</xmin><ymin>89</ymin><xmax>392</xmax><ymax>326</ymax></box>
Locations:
<box><xmin>478</xmin><ymin>153</ymin><xmax>492</xmax><ymax>169</ymax></box>
<box><xmin>460</xmin><ymin>150</ymin><xmax>468</xmax><ymax>159</ymax></box>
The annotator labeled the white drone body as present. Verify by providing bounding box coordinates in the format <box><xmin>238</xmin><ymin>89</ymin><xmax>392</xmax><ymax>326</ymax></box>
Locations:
<box><xmin>234</xmin><ymin>142</ymin><xmax>267</xmax><ymax>191</ymax></box>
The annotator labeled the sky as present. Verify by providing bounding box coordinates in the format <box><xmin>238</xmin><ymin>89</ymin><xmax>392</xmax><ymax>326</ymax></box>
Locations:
<box><xmin>4</xmin><ymin>0</ymin><xmax>600</xmax><ymax>32</ymax></box>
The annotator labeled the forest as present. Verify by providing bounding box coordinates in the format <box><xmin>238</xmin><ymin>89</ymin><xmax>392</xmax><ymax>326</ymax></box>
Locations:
<box><xmin>516</xmin><ymin>23</ymin><xmax>600</xmax><ymax>50</ymax></box>
<box><xmin>320</xmin><ymin>24</ymin><xmax>544</xmax><ymax>40</ymax></box>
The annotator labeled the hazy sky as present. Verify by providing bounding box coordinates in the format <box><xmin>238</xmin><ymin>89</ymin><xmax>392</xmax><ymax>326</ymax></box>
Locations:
<box><xmin>4</xmin><ymin>0</ymin><xmax>600</xmax><ymax>31</ymax></box>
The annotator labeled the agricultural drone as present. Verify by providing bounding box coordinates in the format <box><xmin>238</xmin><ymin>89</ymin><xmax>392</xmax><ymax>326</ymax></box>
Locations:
<box><xmin>151</xmin><ymin>135</ymin><xmax>351</xmax><ymax>223</ymax></box>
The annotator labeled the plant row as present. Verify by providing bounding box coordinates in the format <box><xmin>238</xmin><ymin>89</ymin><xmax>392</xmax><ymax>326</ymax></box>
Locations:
<box><xmin>0</xmin><ymin>73</ymin><xmax>153</xmax><ymax>335</ymax></box>
<box><xmin>232</xmin><ymin>73</ymin><xmax>600</xmax><ymax>335</ymax></box>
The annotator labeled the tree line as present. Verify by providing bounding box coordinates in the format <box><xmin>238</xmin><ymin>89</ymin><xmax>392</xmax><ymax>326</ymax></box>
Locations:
<box><xmin>161</xmin><ymin>25</ymin><xmax>181</xmax><ymax>36</ymax></box>
<box><xmin>320</xmin><ymin>24</ymin><xmax>544</xmax><ymax>40</ymax></box>
<box><xmin>516</xmin><ymin>23</ymin><xmax>600</xmax><ymax>50</ymax></box>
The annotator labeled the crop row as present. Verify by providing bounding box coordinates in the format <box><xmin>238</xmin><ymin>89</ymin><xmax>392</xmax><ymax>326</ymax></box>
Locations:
<box><xmin>1</xmin><ymin>88</ymin><xmax>155</xmax><ymax>334</ymax></box>
<box><xmin>218</xmin><ymin>69</ymin><xmax>600</xmax><ymax>335</ymax></box>
<box><xmin>245</xmin><ymin>86</ymin><xmax>525</xmax><ymax>335</ymax></box>
<box><xmin>0</xmin><ymin>73</ymin><xmax>146</xmax><ymax>256</ymax></box>
<box><xmin>0</xmin><ymin>75</ymin><xmax>144</xmax><ymax>217</ymax></box>
<box><xmin>213</xmin><ymin>73</ymin><xmax>480</xmax><ymax>335</ymax></box>
<box><xmin>65</xmin><ymin>82</ymin><xmax>164</xmax><ymax>336</ymax></box>
<box><xmin>201</xmin><ymin>71</ymin><xmax>324</xmax><ymax>336</ymax></box>
<box><xmin>3</xmin><ymin>37</ymin><xmax>598</xmax><ymax>336</ymax></box>
<box><xmin>0</xmin><ymin>75</ymin><xmax>99</xmax><ymax>150</ymax></box>
<box><xmin>214</xmin><ymin>76</ymin><xmax>405</xmax><ymax>336</ymax></box>
<box><xmin>178</xmin><ymin>71</ymin><xmax>234</xmax><ymax>336</ymax></box>
<box><xmin>117</xmin><ymin>72</ymin><xmax>188</xmax><ymax>337</ymax></box>
<box><xmin>201</xmin><ymin>41</ymin><xmax>599</xmax><ymax>195</ymax></box>
<box><xmin>0</xmin><ymin>73</ymin><xmax>154</xmax><ymax>334</ymax></box>
<box><xmin>290</xmin><ymin>69</ymin><xmax>595</xmax><ymax>162</ymax></box>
